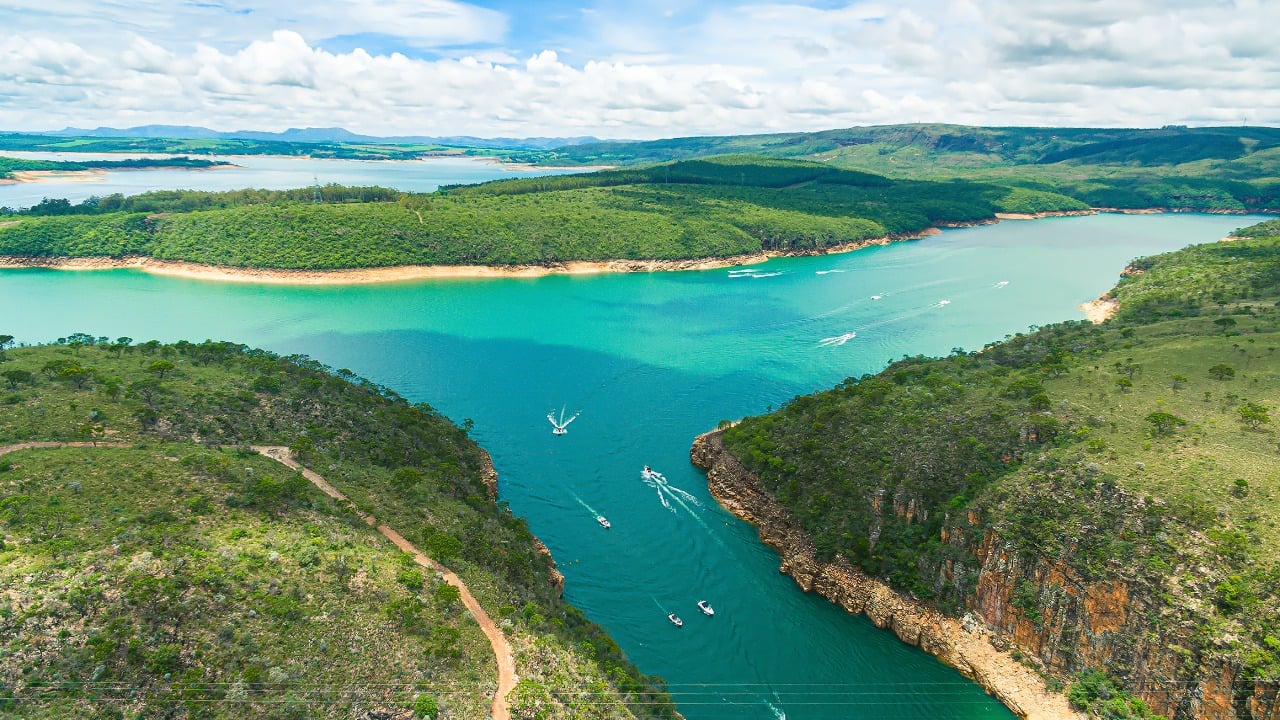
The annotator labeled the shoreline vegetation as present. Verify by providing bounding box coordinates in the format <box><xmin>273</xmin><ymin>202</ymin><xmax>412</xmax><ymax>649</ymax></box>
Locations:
<box><xmin>0</xmin><ymin>206</ymin><xmax>1261</xmax><ymax>286</ymax></box>
<box><xmin>0</xmin><ymin>155</ymin><xmax>234</xmax><ymax>184</ymax></box>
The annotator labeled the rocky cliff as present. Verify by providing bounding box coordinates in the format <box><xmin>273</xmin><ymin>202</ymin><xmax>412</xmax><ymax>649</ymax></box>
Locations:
<box><xmin>691</xmin><ymin>429</ymin><xmax>1280</xmax><ymax>720</ymax></box>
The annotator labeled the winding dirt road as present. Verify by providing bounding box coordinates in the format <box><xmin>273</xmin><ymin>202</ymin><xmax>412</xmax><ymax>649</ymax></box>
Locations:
<box><xmin>0</xmin><ymin>442</ymin><xmax>516</xmax><ymax>720</ymax></box>
<box><xmin>252</xmin><ymin>447</ymin><xmax>517</xmax><ymax>720</ymax></box>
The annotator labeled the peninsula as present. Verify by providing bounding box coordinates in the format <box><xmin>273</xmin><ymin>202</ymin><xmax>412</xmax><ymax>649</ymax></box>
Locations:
<box><xmin>0</xmin><ymin>337</ymin><xmax>679</xmax><ymax>719</ymax></box>
<box><xmin>693</xmin><ymin>218</ymin><xmax>1280</xmax><ymax>720</ymax></box>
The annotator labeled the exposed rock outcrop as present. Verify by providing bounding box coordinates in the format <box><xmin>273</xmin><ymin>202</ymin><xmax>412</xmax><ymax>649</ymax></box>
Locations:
<box><xmin>691</xmin><ymin>429</ymin><xmax>1080</xmax><ymax>720</ymax></box>
<box><xmin>691</xmin><ymin>429</ymin><xmax>1280</xmax><ymax>720</ymax></box>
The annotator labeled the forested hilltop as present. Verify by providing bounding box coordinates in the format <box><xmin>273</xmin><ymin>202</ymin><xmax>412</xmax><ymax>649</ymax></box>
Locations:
<box><xmin>706</xmin><ymin>219</ymin><xmax>1280</xmax><ymax>719</ymax></box>
<box><xmin>0</xmin><ymin>156</ymin><xmax>229</xmax><ymax>181</ymax></box>
<box><xmin>0</xmin><ymin>338</ymin><xmax>677</xmax><ymax>719</ymax></box>
<box><xmin>0</xmin><ymin>156</ymin><xmax>1087</xmax><ymax>270</ymax></box>
<box><xmin>548</xmin><ymin>125</ymin><xmax>1280</xmax><ymax>213</ymax></box>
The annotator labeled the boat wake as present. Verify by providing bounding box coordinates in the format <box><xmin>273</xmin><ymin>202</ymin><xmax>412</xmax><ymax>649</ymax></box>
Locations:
<box><xmin>729</xmin><ymin>269</ymin><xmax>783</xmax><ymax>279</ymax></box>
<box><xmin>642</xmin><ymin>467</ymin><xmax>708</xmax><ymax>523</ymax></box>
<box><xmin>817</xmin><ymin>331</ymin><xmax>856</xmax><ymax>347</ymax></box>
<box><xmin>994</xmin><ymin>280</ymin><xmax>1009</xmax><ymax>288</ymax></box>
<box><xmin>814</xmin><ymin>269</ymin><xmax>845</xmax><ymax>275</ymax></box>
<box><xmin>547</xmin><ymin>406</ymin><xmax>580</xmax><ymax>435</ymax></box>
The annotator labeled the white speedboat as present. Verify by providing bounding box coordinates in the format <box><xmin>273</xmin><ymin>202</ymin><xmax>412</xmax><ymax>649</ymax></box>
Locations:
<box><xmin>668</xmin><ymin>613</ymin><xmax>683</xmax><ymax>628</ymax></box>
<box><xmin>642</xmin><ymin>465</ymin><xmax>663</xmax><ymax>481</ymax></box>
<box><xmin>597</xmin><ymin>516</ymin><xmax>611</xmax><ymax>529</ymax></box>
<box><xmin>697</xmin><ymin>600</ymin><xmax>714</xmax><ymax>616</ymax></box>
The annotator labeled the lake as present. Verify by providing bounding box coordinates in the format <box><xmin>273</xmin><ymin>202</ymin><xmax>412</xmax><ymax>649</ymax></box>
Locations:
<box><xmin>1</xmin><ymin>207</ymin><xmax>1267</xmax><ymax>717</ymax></box>
<box><xmin>0</xmin><ymin>151</ymin><xmax>586</xmax><ymax>210</ymax></box>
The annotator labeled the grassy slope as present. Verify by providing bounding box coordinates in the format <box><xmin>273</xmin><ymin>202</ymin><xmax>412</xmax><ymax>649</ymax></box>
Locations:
<box><xmin>721</xmin><ymin>224</ymin><xmax>1280</xmax><ymax>687</ymax></box>
<box><xmin>0</xmin><ymin>156</ymin><xmax>1085</xmax><ymax>269</ymax></box>
<box><xmin>0</xmin><ymin>340</ymin><xmax>676</xmax><ymax>719</ymax></box>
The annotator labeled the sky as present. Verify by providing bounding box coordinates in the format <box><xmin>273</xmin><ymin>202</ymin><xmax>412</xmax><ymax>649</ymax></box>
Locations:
<box><xmin>1</xmin><ymin>0</ymin><xmax>1276</xmax><ymax>139</ymax></box>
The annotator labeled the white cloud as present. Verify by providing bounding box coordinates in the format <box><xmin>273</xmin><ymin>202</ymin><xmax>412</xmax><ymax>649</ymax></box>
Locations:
<box><xmin>0</xmin><ymin>0</ymin><xmax>1276</xmax><ymax>137</ymax></box>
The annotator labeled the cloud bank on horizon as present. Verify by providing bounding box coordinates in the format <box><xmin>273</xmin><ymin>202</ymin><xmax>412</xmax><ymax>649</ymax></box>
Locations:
<box><xmin>1</xmin><ymin>0</ymin><xmax>1274</xmax><ymax>139</ymax></box>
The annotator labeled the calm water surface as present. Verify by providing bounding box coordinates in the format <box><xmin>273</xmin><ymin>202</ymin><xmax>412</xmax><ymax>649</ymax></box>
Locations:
<box><xmin>0</xmin><ymin>151</ymin><xmax>584</xmax><ymax>209</ymax></box>
<box><xmin>1</xmin><ymin>212</ymin><xmax>1267</xmax><ymax>718</ymax></box>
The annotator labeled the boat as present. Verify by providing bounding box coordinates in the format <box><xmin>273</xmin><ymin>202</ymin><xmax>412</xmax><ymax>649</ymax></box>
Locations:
<box><xmin>547</xmin><ymin>407</ymin><xmax>580</xmax><ymax>436</ymax></box>
<box><xmin>668</xmin><ymin>613</ymin><xmax>683</xmax><ymax>627</ymax></box>
<box><xmin>642</xmin><ymin>465</ymin><xmax>662</xmax><ymax>481</ymax></box>
<box><xmin>697</xmin><ymin>600</ymin><xmax>714</xmax><ymax>616</ymax></box>
<box><xmin>597</xmin><ymin>516</ymin><xmax>611</xmax><ymax>529</ymax></box>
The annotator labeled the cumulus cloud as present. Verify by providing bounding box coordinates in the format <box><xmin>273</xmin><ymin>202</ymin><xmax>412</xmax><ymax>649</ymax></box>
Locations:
<box><xmin>0</xmin><ymin>0</ymin><xmax>1275</xmax><ymax>137</ymax></box>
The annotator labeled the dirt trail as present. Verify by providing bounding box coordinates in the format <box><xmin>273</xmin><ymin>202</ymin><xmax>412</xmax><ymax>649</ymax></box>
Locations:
<box><xmin>253</xmin><ymin>447</ymin><xmax>516</xmax><ymax>720</ymax></box>
<box><xmin>0</xmin><ymin>441</ymin><xmax>127</xmax><ymax>455</ymax></box>
<box><xmin>0</xmin><ymin>442</ymin><xmax>516</xmax><ymax>720</ymax></box>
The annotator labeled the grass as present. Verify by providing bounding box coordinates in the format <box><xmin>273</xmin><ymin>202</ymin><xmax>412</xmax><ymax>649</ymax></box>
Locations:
<box><xmin>1040</xmin><ymin>319</ymin><xmax>1280</xmax><ymax>545</ymax></box>
<box><xmin>0</xmin><ymin>444</ymin><xmax>495</xmax><ymax>719</ymax></box>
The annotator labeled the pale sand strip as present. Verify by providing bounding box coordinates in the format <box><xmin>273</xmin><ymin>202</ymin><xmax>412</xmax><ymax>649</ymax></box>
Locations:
<box><xmin>0</xmin><ymin>228</ymin><xmax>940</xmax><ymax>285</ymax></box>
<box><xmin>1079</xmin><ymin>296</ymin><xmax>1119</xmax><ymax>324</ymax></box>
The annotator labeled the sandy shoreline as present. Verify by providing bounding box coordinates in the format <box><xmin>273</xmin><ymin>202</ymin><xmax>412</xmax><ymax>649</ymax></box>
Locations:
<box><xmin>0</xmin><ymin>228</ymin><xmax>941</xmax><ymax>285</ymax></box>
<box><xmin>1079</xmin><ymin>295</ymin><xmax>1119</xmax><ymax>323</ymax></box>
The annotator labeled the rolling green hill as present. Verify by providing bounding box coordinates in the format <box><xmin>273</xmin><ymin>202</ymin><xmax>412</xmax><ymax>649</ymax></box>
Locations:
<box><xmin>0</xmin><ymin>338</ymin><xmax>676</xmax><ymax>719</ymax></box>
<box><xmin>545</xmin><ymin>125</ymin><xmax>1280</xmax><ymax>213</ymax></box>
<box><xmin>712</xmin><ymin>220</ymin><xmax>1280</xmax><ymax>717</ymax></box>
<box><xmin>0</xmin><ymin>157</ymin><xmax>1087</xmax><ymax>270</ymax></box>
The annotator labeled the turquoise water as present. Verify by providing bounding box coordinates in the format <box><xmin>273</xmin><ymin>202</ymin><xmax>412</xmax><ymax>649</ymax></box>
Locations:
<box><xmin>0</xmin><ymin>212</ymin><xmax>1267</xmax><ymax>718</ymax></box>
<box><xmin>0</xmin><ymin>151</ymin><xmax>585</xmax><ymax>209</ymax></box>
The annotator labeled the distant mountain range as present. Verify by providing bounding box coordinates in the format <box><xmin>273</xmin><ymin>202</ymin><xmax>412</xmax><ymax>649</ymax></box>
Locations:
<box><xmin>43</xmin><ymin>125</ymin><xmax>612</xmax><ymax>150</ymax></box>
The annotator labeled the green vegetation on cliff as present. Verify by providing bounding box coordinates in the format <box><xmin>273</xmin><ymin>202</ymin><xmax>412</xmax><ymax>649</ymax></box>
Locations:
<box><xmin>720</xmin><ymin>220</ymin><xmax>1280</xmax><ymax>712</ymax></box>
<box><xmin>0</xmin><ymin>338</ymin><xmax>675</xmax><ymax>718</ymax></box>
<box><xmin>0</xmin><ymin>156</ymin><xmax>1086</xmax><ymax>269</ymax></box>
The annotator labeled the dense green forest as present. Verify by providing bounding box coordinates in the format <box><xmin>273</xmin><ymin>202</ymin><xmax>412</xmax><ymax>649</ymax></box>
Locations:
<box><xmin>718</xmin><ymin>220</ymin><xmax>1280</xmax><ymax>713</ymax></box>
<box><xmin>0</xmin><ymin>339</ymin><xmax>676</xmax><ymax>718</ymax></box>
<box><xmin>0</xmin><ymin>156</ymin><xmax>1087</xmax><ymax>269</ymax></box>
<box><xmin>542</xmin><ymin>125</ymin><xmax>1280</xmax><ymax>213</ymax></box>
<box><xmin>0</xmin><ymin>155</ymin><xmax>229</xmax><ymax>181</ymax></box>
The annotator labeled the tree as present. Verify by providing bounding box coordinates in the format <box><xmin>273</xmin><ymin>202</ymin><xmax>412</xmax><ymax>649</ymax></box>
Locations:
<box><xmin>1213</xmin><ymin>317</ymin><xmax>1237</xmax><ymax>333</ymax></box>
<box><xmin>1239</xmin><ymin>402</ymin><xmax>1272</xmax><ymax>430</ymax></box>
<box><xmin>1145</xmin><ymin>411</ymin><xmax>1187</xmax><ymax>436</ymax></box>
<box><xmin>392</xmin><ymin>467</ymin><xmax>423</xmax><ymax>492</ymax></box>
<box><xmin>147</xmin><ymin>360</ymin><xmax>175</xmax><ymax>379</ymax></box>
<box><xmin>1</xmin><ymin>369</ymin><xmax>31</xmax><ymax>389</ymax></box>
<box><xmin>58</xmin><ymin>364</ymin><xmax>92</xmax><ymax>389</ymax></box>
<box><xmin>1208</xmin><ymin>364</ymin><xmax>1235</xmax><ymax>380</ymax></box>
<box><xmin>128</xmin><ymin>377</ymin><xmax>162</xmax><ymax>406</ymax></box>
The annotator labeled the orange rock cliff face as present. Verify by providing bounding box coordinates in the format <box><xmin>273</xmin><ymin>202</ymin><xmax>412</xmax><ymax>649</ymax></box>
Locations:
<box><xmin>690</xmin><ymin>429</ymin><xmax>1280</xmax><ymax>720</ymax></box>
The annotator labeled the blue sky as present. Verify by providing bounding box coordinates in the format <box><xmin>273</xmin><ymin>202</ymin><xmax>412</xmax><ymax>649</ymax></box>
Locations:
<box><xmin>0</xmin><ymin>0</ymin><xmax>1274</xmax><ymax>138</ymax></box>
